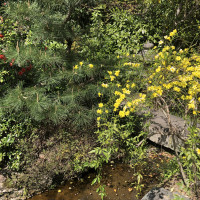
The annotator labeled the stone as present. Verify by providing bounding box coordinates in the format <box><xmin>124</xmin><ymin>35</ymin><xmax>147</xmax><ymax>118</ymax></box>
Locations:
<box><xmin>143</xmin><ymin>41</ymin><xmax>154</xmax><ymax>49</ymax></box>
<box><xmin>141</xmin><ymin>187</ymin><xmax>190</xmax><ymax>200</ymax></box>
<box><xmin>147</xmin><ymin>110</ymin><xmax>200</xmax><ymax>151</ymax></box>
<box><xmin>0</xmin><ymin>174</ymin><xmax>6</xmax><ymax>189</ymax></box>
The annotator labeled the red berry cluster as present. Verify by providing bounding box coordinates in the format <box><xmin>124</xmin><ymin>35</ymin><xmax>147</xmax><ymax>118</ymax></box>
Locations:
<box><xmin>0</xmin><ymin>54</ymin><xmax>6</xmax><ymax>61</ymax></box>
<box><xmin>18</xmin><ymin>64</ymin><xmax>33</xmax><ymax>76</ymax></box>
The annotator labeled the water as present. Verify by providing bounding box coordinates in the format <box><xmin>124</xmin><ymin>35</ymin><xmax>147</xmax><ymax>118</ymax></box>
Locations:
<box><xmin>29</xmin><ymin>161</ymin><xmax>160</xmax><ymax>200</ymax></box>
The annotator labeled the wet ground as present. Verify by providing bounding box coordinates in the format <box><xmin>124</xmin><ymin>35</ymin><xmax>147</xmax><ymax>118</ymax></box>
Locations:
<box><xmin>29</xmin><ymin>158</ymin><xmax>163</xmax><ymax>200</ymax></box>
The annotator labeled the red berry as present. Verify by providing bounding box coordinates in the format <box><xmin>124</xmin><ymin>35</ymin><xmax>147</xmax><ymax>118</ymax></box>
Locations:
<box><xmin>0</xmin><ymin>34</ymin><xmax>4</xmax><ymax>38</ymax></box>
<box><xmin>21</xmin><ymin>68</ymin><xmax>26</xmax><ymax>73</ymax></box>
<box><xmin>18</xmin><ymin>71</ymin><xmax>23</xmax><ymax>76</ymax></box>
<box><xmin>0</xmin><ymin>54</ymin><xmax>6</xmax><ymax>61</ymax></box>
<box><xmin>10</xmin><ymin>62</ymin><xmax>13</xmax><ymax>66</ymax></box>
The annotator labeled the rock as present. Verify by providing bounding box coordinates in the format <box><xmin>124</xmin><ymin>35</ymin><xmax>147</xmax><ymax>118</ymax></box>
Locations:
<box><xmin>0</xmin><ymin>174</ymin><xmax>6</xmax><ymax>189</ymax></box>
<box><xmin>148</xmin><ymin>110</ymin><xmax>200</xmax><ymax>151</ymax></box>
<box><xmin>143</xmin><ymin>41</ymin><xmax>154</xmax><ymax>49</ymax></box>
<box><xmin>141</xmin><ymin>187</ymin><xmax>190</xmax><ymax>200</ymax></box>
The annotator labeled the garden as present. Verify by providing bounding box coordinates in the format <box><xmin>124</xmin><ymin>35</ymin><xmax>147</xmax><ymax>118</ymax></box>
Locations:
<box><xmin>0</xmin><ymin>0</ymin><xmax>200</xmax><ymax>199</ymax></box>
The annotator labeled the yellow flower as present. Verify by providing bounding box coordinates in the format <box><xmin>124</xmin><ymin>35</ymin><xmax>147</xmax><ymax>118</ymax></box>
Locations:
<box><xmin>126</xmin><ymin>84</ymin><xmax>130</xmax><ymax>89</ymax></box>
<box><xmin>131</xmin><ymin>83</ymin><xmax>135</xmax><ymax>88</ymax></box>
<box><xmin>176</xmin><ymin>56</ymin><xmax>181</xmax><ymax>61</ymax></box>
<box><xmin>156</xmin><ymin>66</ymin><xmax>161</xmax><ymax>73</ymax></box>
<box><xmin>107</xmin><ymin>71</ymin><xmax>112</xmax><ymax>75</ymax></box>
<box><xmin>173</xmin><ymin>87</ymin><xmax>181</xmax><ymax>92</ymax></box>
<box><xmin>159</xmin><ymin>40</ymin><xmax>164</xmax><ymax>45</ymax></box>
<box><xmin>169</xmin><ymin>66</ymin><xmax>176</xmax><ymax>73</ymax></box>
<box><xmin>117</xmin><ymin>84</ymin><xmax>121</xmax><ymax>87</ymax></box>
<box><xmin>97</xmin><ymin>109</ymin><xmax>102</xmax><ymax>114</ymax></box>
<box><xmin>98</xmin><ymin>103</ymin><xmax>103</xmax><ymax>108</ymax></box>
<box><xmin>193</xmin><ymin>110</ymin><xmax>197</xmax><ymax>115</ymax></box>
<box><xmin>105</xmin><ymin>110</ymin><xmax>108</xmax><ymax>113</ymax></box>
<box><xmin>58</xmin><ymin>190</ymin><xmax>61</xmax><ymax>193</ymax></box>
<box><xmin>74</xmin><ymin>65</ymin><xmax>78</xmax><ymax>69</ymax></box>
<box><xmin>196</xmin><ymin>148</ymin><xmax>200</xmax><ymax>155</ymax></box>
<box><xmin>188</xmin><ymin>103</ymin><xmax>195</xmax><ymax>109</ymax></box>
<box><xmin>171</xmin><ymin>46</ymin><xmax>175</xmax><ymax>50</ymax></box>
<box><xmin>117</xmin><ymin>55</ymin><xmax>120</xmax><ymax>59</ymax></box>
<box><xmin>89</xmin><ymin>64</ymin><xmax>94</xmax><ymax>68</ymax></box>
<box><xmin>115</xmin><ymin>70</ymin><xmax>120</xmax><ymax>76</ymax></box>
<box><xmin>179</xmin><ymin>49</ymin><xmax>183</xmax><ymax>53</ymax></box>
<box><xmin>110</xmin><ymin>75</ymin><xmax>115</xmax><ymax>81</ymax></box>
<box><xmin>126</xmin><ymin>53</ymin><xmax>129</xmax><ymax>57</ymax></box>
<box><xmin>79</xmin><ymin>61</ymin><xmax>83</xmax><ymax>66</ymax></box>
<box><xmin>102</xmin><ymin>83</ymin><xmax>108</xmax><ymax>88</ymax></box>
<box><xmin>98</xmin><ymin>92</ymin><xmax>102</xmax><ymax>97</ymax></box>
<box><xmin>119</xmin><ymin>110</ymin><xmax>125</xmax><ymax>118</ymax></box>
<box><xmin>97</xmin><ymin>117</ymin><xmax>101</xmax><ymax>121</ymax></box>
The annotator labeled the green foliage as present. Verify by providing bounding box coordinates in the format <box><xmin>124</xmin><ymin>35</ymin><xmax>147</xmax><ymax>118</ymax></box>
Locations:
<box><xmin>81</xmin><ymin>6</ymin><xmax>153</xmax><ymax>59</ymax></box>
<box><xmin>0</xmin><ymin>116</ymin><xmax>32</xmax><ymax>170</ymax></box>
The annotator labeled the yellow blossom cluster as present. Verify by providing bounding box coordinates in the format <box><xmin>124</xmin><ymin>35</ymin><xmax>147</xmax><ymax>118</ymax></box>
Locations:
<box><xmin>73</xmin><ymin>61</ymin><xmax>95</xmax><ymax>70</ymax></box>
<box><xmin>148</xmin><ymin>39</ymin><xmax>200</xmax><ymax>115</ymax></box>
<box><xmin>123</xmin><ymin>62</ymin><xmax>140</xmax><ymax>67</ymax></box>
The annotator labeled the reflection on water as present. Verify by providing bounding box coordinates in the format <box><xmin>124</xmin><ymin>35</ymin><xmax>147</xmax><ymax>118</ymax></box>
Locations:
<box><xmin>29</xmin><ymin>162</ymin><xmax>159</xmax><ymax>200</ymax></box>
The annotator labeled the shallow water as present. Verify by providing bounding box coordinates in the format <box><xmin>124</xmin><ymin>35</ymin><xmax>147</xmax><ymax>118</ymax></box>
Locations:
<box><xmin>29</xmin><ymin>161</ymin><xmax>160</xmax><ymax>200</ymax></box>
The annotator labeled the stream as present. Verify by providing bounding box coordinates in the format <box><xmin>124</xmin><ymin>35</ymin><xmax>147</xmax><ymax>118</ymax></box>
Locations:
<box><xmin>29</xmin><ymin>160</ymin><xmax>160</xmax><ymax>200</ymax></box>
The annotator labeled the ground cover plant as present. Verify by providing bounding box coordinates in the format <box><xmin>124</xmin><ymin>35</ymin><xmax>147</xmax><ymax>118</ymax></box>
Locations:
<box><xmin>1</xmin><ymin>0</ymin><xmax>200</xmax><ymax>199</ymax></box>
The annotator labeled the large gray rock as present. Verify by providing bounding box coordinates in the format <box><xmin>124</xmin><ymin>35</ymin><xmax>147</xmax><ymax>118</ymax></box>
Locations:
<box><xmin>141</xmin><ymin>187</ymin><xmax>190</xmax><ymax>200</ymax></box>
<box><xmin>148</xmin><ymin>110</ymin><xmax>199</xmax><ymax>151</ymax></box>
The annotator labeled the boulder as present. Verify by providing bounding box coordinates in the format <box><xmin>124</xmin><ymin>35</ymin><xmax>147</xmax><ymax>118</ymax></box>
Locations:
<box><xmin>141</xmin><ymin>187</ymin><xmax>190</xmax><ymax>200</ymax></box>
<box><xmin>147</xmin><ymin>110</ymin><xmax>199</xmax><ymax>151</ymax></box>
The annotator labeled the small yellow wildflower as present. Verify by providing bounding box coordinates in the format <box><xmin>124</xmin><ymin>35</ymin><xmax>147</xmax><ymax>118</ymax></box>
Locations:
<box><xmin>97</xmin><ymin>109</ymin><xmax>102</xmax><ymax>114</ymax></box>
<box><xmin>196</xmin><ymin>148</ymin><xmax>200</xmax><ymax>155</ymax></box>
<box><xmin>117</xmin><ymin>84</ymin><xmax>121</xmax><ymax>87</ymax></box>
<box><xmin>117</xmin><ymin>55</ymin><xmax>120</xmax><ymax>59</ymax></box>
<box><xmin>169</xmin><ymin>66</ymin><xmax>176</xmax><ymax>73</ymax></box>
<box><xmin>74</xmin><ymin>65</ymin><xmax>78</xmax><ymax>69</ymax></box>
<box><xmin>115</xmin><ymin>70</ymin><xmax>120</xmax><ymax>76</ymax></box>
<box><xmin>126</xmin><ymin>84</ymin><xmax>130</xmax><ymax>89</ymax></box>
<box><xmin>156</xmin><ymin>66</ymin><xmax>161</xmax><ymax>73</ymax></box>
<box><xmin>173</xmin><ymin>87</ymin><xmax>181</xmax><ymax>92</ymax></box>
<box><xmin>179</xmin><ymin>49</ymin><xmax>183</xmax><ymax>53</ymax></box>
<box><xmin>79</xmin><ymin>61</ymin><xmax>83</xmax><ymax>66</ymax></box>
<box><xmin>102</xmin><ymin>83</ymin><xmax>108</xmax><ymax>88</ymax></box>
<box><xmin>159</xmin><ymin>40</ymin><xmax>164</xmax><ymax>45</ymax></box>
<box><xmin>193</xmin><ymin>110</ymin><xmax>197</xmax><ymax>115</ymax></box>
<box><xmin>176</xmin><ymin>56</ymin><xmax>181</xmax><ymax>61</ymax></box>
<box><xmin>110</xmin><ymin>75</ymin><xmax>115</xmax><ymax>81</ymax></box>
<box><xmin>58</xmin><ymin>190</ymin><xmax>61</xmax><ymax>193</ymax></box>
<box><xmin>98</xmin><ymin>92</ymin><xmax>102</xmax><ymax>97</ymax></box>
<box><xmin>119</xmin><ymin>110</ymin><xmax>125</xmax><ymax>118</ymax></box>
<box><xmin>131</xmin><ymin>83</ymin><xmax>135</xmax><ymax>88</ymax></box>
<box><xmin>98</xmin><ymin>103</ymin><xmax>103</xmax><ymax>108</ymax></box>
<box><xmin>107</xmin><ymin>71</ymin><xmax>112</xmax><ymax>75</ymax></box>
<box><xmin>89</xmin><ymin>64</ymin><xmax>93</xmax><ymax>68</ymax></box>
<box><xmin>105</xmin><ymin>110</ymin><xmax>108</xmax><ymax>113</ymax></box>
<box><xmin>97</xmin><ymin>117</ymin><xmax>101</xmax><ymax>121</ymax></box>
